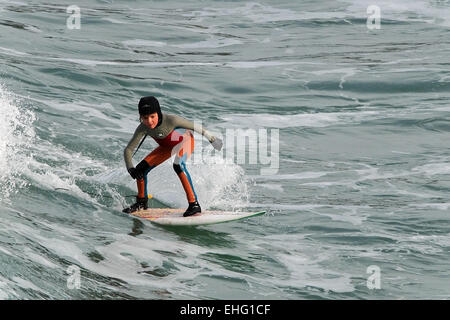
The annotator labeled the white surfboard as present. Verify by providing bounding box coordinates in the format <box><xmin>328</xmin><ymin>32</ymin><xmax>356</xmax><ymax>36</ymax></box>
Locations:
<box><xmin>127</xmin><ymin>208</ymin><xmax>265</xmax><ymax>226</ymax></box>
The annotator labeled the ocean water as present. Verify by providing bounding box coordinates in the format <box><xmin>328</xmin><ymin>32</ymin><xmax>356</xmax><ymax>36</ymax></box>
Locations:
<box><xmin>0</xmin><ymin>0</ymin><xmax>449</xmax><ymax>299</ymax></box>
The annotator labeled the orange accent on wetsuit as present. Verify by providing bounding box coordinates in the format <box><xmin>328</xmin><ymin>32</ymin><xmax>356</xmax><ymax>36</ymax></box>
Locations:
<box><xmin>136</xmin><ymin>129</ymin><xmax>197</xmax><ymax>203</ymax></box>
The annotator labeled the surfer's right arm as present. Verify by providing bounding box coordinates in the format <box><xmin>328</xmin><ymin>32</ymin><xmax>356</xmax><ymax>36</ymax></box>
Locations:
<box><xmin>124</xmin><ymin>124</ymin><xmax>146</xmax><ymax>177</ymax></box>
<box><xmin>168</xmin><ymin>114</ymin><xmax>223</xmax><ymax>151</ymax></box>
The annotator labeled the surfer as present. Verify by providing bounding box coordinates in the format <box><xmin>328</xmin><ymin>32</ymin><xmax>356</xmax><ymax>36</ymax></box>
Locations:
<box><xmin>123</xmin><ymin>96</ymin><xmax>223</xmax><ymax>217</ymax></box>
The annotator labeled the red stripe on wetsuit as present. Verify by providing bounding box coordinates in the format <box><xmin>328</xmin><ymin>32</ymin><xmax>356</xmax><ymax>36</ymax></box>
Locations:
<box><xmin>152</xmin><ymin>129</ymin><xmax>184</xmax><ymax>148</ymax></box>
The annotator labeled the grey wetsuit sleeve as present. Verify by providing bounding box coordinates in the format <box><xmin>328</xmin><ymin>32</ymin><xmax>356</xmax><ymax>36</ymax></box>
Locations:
<box><xmin>169</xmin><ymin>114</ymin><xmax>215</xmax><ymax>142</ymax></box>
<box><xmin>124</xmin><ymin>124</ymin><xmax>146</xmax><ymax>170</ymax></box>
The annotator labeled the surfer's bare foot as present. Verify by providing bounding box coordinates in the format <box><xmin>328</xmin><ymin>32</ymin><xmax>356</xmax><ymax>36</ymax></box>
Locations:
<box><xmin>183</xmin><ymin>201</ymin><xmax>201</xmax><ymax>217</ymax></box>
<box><xmin>122</xmin><ymin>197</ymin><xmax>148</xmax><ymax>214</ymax></box>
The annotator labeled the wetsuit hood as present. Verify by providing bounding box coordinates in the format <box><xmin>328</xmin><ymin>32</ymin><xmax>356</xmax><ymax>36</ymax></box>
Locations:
<box><xmin>138</xmin><ymin>96</ymin><xmax>163</xmax><ymax>127</ymax></box>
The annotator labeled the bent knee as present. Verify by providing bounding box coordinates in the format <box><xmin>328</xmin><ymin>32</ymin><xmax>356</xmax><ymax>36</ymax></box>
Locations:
<box><xmin>173</xmin><ymin>163</ymin><xmax>182</xmax><ymax>175</ymax></box>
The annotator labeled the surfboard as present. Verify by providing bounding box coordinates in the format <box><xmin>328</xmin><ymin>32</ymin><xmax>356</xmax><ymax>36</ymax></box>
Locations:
<box><xmin>127</xmin><ymin>208</ymin><xmax>265</xmax><ymax>226</ymax></box>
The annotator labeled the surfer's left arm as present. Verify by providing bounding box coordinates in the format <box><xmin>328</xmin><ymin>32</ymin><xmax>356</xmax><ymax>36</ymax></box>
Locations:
<box><xmin>171</xmin><ymin>115</ymin><xmax>223</xmax><ymax>151</ymax></box>
<box><xmin>124</xmin><ymin>124</ymin><xmax>146</xmax><ymax>178</ymax></box>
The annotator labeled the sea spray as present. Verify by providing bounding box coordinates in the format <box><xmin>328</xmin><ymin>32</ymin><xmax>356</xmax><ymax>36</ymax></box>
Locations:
<box><xmin>0</xmin><ymin>84</ymin><xmax>35</xmax><ymax>201</ymax></box>
<box><xmin>129</xmin><ymin>152</ymin><xmax>251</xmax><ymax>211</ymax></box>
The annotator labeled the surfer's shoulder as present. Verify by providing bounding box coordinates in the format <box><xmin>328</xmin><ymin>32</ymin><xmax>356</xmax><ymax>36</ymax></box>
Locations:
<box><xmin>163</xmin><ymin>113</ymin><xmax>178</xmax><ymax>121</ymax></box>
<box><xmin>162</xmin><ymin>113</ymin><xmax>182</xmax><ymax>125</ymax></box>
<box><xmin>166</xmin><ymin>113</ymin><xmax>189</xmax><ymax>123</ymax></box>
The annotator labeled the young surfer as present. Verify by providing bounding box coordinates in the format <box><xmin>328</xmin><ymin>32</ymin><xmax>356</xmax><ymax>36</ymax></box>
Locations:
<box><xmin>123</xmin><ymin>96</ymin><xmax>222</xmax><ymax>217</ymax></box>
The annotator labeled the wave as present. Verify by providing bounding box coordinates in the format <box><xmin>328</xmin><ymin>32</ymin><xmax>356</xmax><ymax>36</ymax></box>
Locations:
<box><xmin>219</xmin><ymin>110</ymin><xmax>380</xmax><ymax>129</ymax></box>
<box><xmin>0</xmin><ymin>83</ymin><xmax>35</xmax><ymax>201</ymax></box>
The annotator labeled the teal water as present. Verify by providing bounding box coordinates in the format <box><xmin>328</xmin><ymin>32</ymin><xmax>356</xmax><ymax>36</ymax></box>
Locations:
<box><xmin>1</xmin><ymin>0</ymin><xmax>449</xmax><ymax>299</ymax></box>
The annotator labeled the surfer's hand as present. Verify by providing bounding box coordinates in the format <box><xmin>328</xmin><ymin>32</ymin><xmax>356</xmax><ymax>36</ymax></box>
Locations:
<box><xmin>134</xmin><ymin>160</ymin><xmax>149</xmax><ymax>180</ymax></box>
<box><xmin>128</xmin><ymin>167</ymin><xmax>140</xmax><ymax>180</ymax></box>
<box><xmin>210</xmin><ymin>136</ymin><xmax>223</xmax><ymax>151</ymax></box>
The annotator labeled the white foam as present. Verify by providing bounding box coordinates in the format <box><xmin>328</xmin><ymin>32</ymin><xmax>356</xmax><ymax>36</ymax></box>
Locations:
<box><xmin>225</xmin><ymin>61</ymin><xmax>300</xmax><ymax>69</ymax></box>
<box><xmin>173</xmin><ymin>38</ymin><xmax>242</xmax><ymax>49</ymax></box>
<box><xmin>0</xmin><ymin>84</ymin><xmax>35</xmax><ymax>201</ymax></box>
<box><xmin>0</xmin><ymin>46</ymin><xmax>29</xmax><ymax>56</ymax></box>
<box><xmin>48</xmin><ymin>57</ymin><xmax>127</xmax><ymax>67</ymax></box>
<box><xmin>355</xmin><ymin>166</ymin><xmax>415</xmax><ymax>182</ymax></box>
<box><xmin>314</xmin><ymin>207</ymin><xmax>368</xmax><ymax>226</ymax></box>
<box><xmin>408</xmin><ymin>234</ymin><xmax>450</xmax><ymax>247</ymax></box>
<box><xmin>310</xmin><ymin>67</ymin><xmax>359</xmax><ymax>89</ymax></box>
<box><xmin>0</xmin><ymin>246</ymin><xmax>12</xmax><ymax>256</ymax></box>
<box><xmin>0</xmin><ymin>276</ymin><xmax>18</xmax><ymax>299</ymax></box>
<box><xmin>48</xmin><ymin>57</ymin><xmax>218</xmax><ymax>67</ymax></box>
<box><xmin>22</xmin><ymin>95</ymin><xmax>133</xmax><ymax>134</ymax></box>
<box><xmin>0</xmin><ymin>0</ymin><xmax>26</xmax><ymax>6</ymax></box>
<box><xmin>185</xmin><ymin>2</ymin><xmax>350</xmax><ymax>23</ymax></box>
<box><xmin>251</xmin><ymin>171</ymin><xmax>329</xmax><ymax>180</ymax></box>
<box><xmin>249</xmin><ymin>234</ymin><xmax>355</xmax><ymax>293</ymax></box>
<box><xmin>391</xmin><ymin>188</ymin><xmax>435</xmax><ymax>199</ymax></box>
<box><xmin>124</xmin><ymin>37</ymin><xmax>243</xmax><ymax>50</ymax></box>
<box><xmin>245</xmin><ymin>203</ymin><xmax>335</xmax><ymax>211</ymax></box>
<box><xmin>276</xmin><ymin>253</ymin><xmax>355</xmax><ymax>293</ymax></box>
<box><xmin>122</xmin><ymin>39</ymin><xmax>167</xmax><ymax>47</ymax></box>
<box><xmin>380</xmin><ymin>58</ymin><xmax>428</xmax><ymax>66</ymax></box>
<box><xmin>24</xmin><ymin>25</ymin><xmax>41</xmax><ymax>33</ymax></box>
<box><xmin>140</xmin><ymin>151</ymin><xmax>250</xmax><ymax>211</ymax></box>
<box><xmin>257</xmin><ymin>183</ymin><xmax>284</xmax><ymax>192</ymax></box>
<box><xmin>0</xmin><ymin>96</ymin><xmax>117</xmax><ymax>205</ymax></box>
<box><xmin>102</xmin><ymin>17</ymin><xmax>129</xmax><ymax>24</ymax></box>
<box><xmin>412</xmin><ymin>162</ymin><xmax>450</xmax><ymax>176</ymax></box>
<box><xmin>24</xmin><ymin>249</ymin><xmax>58</xmax><ymax>269</ymax></box>
<box><xmin>22</xmin><ymin>141</ymin><xmax>110</xmax><ymax>204</ymax></box>
<box><xmin>12</xmin><ymin>276</ymin><xmax>48</xmax><ymax>294</ymax></box>
<box><xmin>220</xmin><ymin>111</ymin><xmax>379</xmax><ymax>129</ymax></box>
<box><xmin>43</xmin><ymin>56</ymin><xmax>312</xmax><ymax>69</ymax></box>
<box><xmin>411</xmin><ymin>203</ymin><xmax>450</xmax><ymax>210</ymax></box>
<box><xmin>12</xmin><ymin>220</ymin><xmax>213</xmax><ymax>296</ymax></box>
<box><xmin>281</xmin><ymin>158</ymin><xmax>306</xmax><ymax>164</ymax></box>
<box><xmin>300</xmin><ymin>181</ymin><xmax>355</xmax><ymax>187</ymax></box>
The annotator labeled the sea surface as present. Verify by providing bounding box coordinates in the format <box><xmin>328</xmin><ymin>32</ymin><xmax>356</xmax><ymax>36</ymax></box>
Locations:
<box><xmin>0</xmin><ymin>0</ymin><xmax>449</xmax><ymax>299</ymax></box>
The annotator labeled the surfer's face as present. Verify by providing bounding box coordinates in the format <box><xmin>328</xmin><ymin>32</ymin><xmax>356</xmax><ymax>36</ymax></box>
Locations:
<box><xmin>141</xmin><ymin>112</ymin><xmax>158</xmax><ymax>129</ymax></box>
